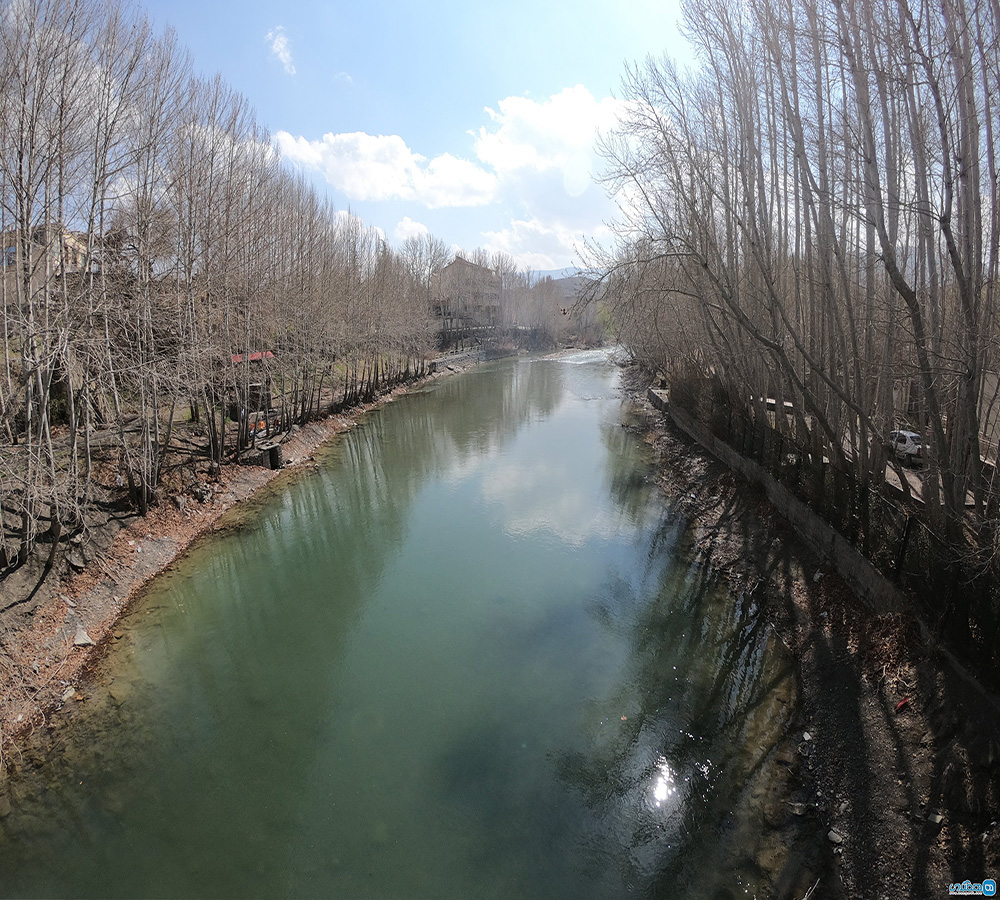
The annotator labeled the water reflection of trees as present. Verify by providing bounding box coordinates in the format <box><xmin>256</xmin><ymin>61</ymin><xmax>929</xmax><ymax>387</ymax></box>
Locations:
<box><xmin>432</xmin><ymin>359</ymin><xmax>564</xmax><ymax>457</ymax></box>
<box><xmin>599</xmin><ymin>421</ymin><xmax>656</xmax><ymax>529</ymax></box>
<box><xmin>240</xmin><ymin>358</ymin><xmax>567</xmax><ymax>617</ymax></box>
<box><xmin>187</xmin><ymin>359</ymin><xmax>571</xmax><ymax>740</ymax></box>
<box><xmin>554</xmin><ymin>510</ymin><xmax>796</xmax><ymax>898</ymax></box>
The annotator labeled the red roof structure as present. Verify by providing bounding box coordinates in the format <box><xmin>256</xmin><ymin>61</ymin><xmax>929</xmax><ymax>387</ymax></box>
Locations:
<box><xmin>231</xmin><ymin>351</ymin><xmax>275</xmax><ymax>364</ymax></box>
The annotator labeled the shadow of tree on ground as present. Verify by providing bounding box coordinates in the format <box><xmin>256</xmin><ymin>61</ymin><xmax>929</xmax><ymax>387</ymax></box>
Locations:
<box><xmin>636</xmin><ymin>408</ymin><xmax>1000</xmax><ymax>899</ymax></box>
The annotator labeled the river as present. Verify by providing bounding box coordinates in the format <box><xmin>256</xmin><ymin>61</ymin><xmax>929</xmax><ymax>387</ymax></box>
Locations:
<box><xmin>0</xmin><ymin>351</ymin><xmax>796</xmax><ymax>899</ymax></box>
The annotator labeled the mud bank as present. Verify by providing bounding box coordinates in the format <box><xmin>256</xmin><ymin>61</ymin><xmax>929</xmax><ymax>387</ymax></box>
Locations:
<box><xmin>627</xmin><ymin>376</ymin><xmax>1000</xmax><ymax>899</ymax></box>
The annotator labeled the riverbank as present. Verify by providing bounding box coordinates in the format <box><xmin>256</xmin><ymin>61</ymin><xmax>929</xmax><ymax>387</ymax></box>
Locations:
<box><xmin>0</xmin><ymin>357</ymin><xmax>485</xmax><ymax>768</ymax></box>
<box><xmin>626</xmin><ymin>367</ymin><xmax>1000</xmax><ymax>898</ymax></box>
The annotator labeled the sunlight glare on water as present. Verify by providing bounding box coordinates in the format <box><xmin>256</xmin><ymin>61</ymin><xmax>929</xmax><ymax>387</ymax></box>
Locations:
<box><xmin>652</xmin><ymin>756</ymin><xmax>678</xmax><ymax>807</ymax></box>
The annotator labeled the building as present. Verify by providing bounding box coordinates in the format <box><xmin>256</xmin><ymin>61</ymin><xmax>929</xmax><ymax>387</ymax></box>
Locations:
<box><xmin>1</xmin><ymin>225</ymin><xmax>92</xmax><ymax>276</ymax></box>
<box><xmin>1</xmin><ymin>226</ymin><xmax>97</xmax><ymax>309</ymax></box>
<box><xmin>430</xmin><ymin>256</ymin><xmax>501</xmax><ymax>346</ymax></box>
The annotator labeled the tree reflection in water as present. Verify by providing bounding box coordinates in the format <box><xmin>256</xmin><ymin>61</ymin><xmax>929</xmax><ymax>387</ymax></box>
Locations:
<box><xmin>553</xmin><ymin>510</ymin><xmax>797</xmax><ymax>899</ymax></box>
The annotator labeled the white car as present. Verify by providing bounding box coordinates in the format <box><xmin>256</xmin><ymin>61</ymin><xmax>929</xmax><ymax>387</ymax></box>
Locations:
<box><xmin>888</xmin><ymin>430</ymin><xmax>924</xmax><ymax>466</ymax></box>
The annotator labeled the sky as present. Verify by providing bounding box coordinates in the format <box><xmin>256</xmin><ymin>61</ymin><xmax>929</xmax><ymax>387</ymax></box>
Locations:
<box><xmin>140</xmin><ymin>0</ymin><xmax>696</xmax><ymax>272</ymax></box>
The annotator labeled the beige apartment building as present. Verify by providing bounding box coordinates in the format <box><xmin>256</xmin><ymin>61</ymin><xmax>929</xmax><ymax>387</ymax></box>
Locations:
<box><xmin>430</xmin><ymin>256</ymin><xmax>501</xmax><ymax>345</ymax></box>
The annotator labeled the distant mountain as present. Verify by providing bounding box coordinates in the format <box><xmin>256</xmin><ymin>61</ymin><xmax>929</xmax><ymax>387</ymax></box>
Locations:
<box><xmin>531</xmin><ymin>266</ymin><xmax>583</xmax><ymax>282</ymax></box>
<box><xmin>551</xmin><ymin>274</ymin><xmax>598</xmax><ymax>305</ymax></box>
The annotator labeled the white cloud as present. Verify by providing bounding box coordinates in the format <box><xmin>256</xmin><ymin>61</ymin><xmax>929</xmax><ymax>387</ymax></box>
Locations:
<box><xmin>420</xmin><ymin>153</ymin><xmax>496</xmax><ymax>207</ymax></box>
<box><xmin>480</xmin><ymin>458</ymin><xmax>621</xmax><ymax>547</ymax></box>
<box><xmin>274</xmin><ymin>85</ymin><xmax>629</xmax><ymax>268</ymax></box>
<box><xmin>274</xmin><ymin>86</ymin><xmax>626</xmax><ymax>212</ymax></box>
<box><xmin>466</xmin><ymin>87</ymin><xmax>629</xmax><ymax>268</ymax></box>
<box><xmin>477</xmin><ymin>86</ymin><xmax>627</xmax><ymax>197</ymax></box>
<box><xmin>266</xmin><ymin>26</ymin><xmax>296</xmax><ymax>75</ymax></box>
<box><xmin>394</xmin><ymin>216</ymin><xmax>429</xmax><ymax>242</ymax></box>
<box><xmin>276</xmin><ymin>131</ymin><xmax>496</xmax><ymax>208</ymax></box>
<box><xmin>480</xmin><ymin>218</ymin><xmax>591</xmax><ymax>271</ymax></box>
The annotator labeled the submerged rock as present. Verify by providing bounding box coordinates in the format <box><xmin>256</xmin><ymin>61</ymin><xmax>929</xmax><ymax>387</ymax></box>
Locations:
<box><xmin>108</xmin><ymin>681</ymin><xmax>131</xmax><ymax>706</ymax></box>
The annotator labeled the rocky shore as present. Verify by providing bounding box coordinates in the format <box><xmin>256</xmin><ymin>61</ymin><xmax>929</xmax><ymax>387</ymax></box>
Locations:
<box><xmin>628</xmin><ymin>374</ymin><xmax>1000</xmax><ymax>899</ymax></box>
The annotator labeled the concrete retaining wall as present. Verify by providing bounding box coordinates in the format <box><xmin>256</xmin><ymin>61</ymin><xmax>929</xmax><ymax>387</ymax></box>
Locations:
<box><xmin>650</xmin><ymin>388</ymin><xmax>904</xmax><ymax>614</ymax></box>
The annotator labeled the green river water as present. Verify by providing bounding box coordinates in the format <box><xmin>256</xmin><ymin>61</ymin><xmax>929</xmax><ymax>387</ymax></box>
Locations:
<box><xmin>0</xmin><ymin>351</ymin><xmax>796</xmax><ymax>899</ymax></box>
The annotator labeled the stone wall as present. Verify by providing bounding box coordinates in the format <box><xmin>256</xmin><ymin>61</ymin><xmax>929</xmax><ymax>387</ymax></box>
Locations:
<box><xmin>650</xmin><ymin>388</ymin><xmax>904</xmax><ymax>614</ymax></box>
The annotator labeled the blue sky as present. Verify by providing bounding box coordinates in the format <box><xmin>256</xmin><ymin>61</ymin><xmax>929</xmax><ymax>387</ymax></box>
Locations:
<box><xmin>141</xmin><ymin>0</ymin><xmax>694</xmax><ymax>270</ymax></box>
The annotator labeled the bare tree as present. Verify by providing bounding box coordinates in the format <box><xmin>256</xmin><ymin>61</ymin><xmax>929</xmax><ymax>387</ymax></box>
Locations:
<box><xmin>596</xmin><ymin>0</ymin><xmax>1000</xmax><ymax>560</ymax></box>
<box><xmin>0</xmin><ymin>0</ymin><xmax>442</xmax><ymax>588</ymax></box>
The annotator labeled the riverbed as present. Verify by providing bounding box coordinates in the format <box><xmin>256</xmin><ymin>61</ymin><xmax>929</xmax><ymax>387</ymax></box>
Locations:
<box><xmin>0</xmin><ymin>351</ymin><xmax>797</xmax><ymax>899</ymax></box>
